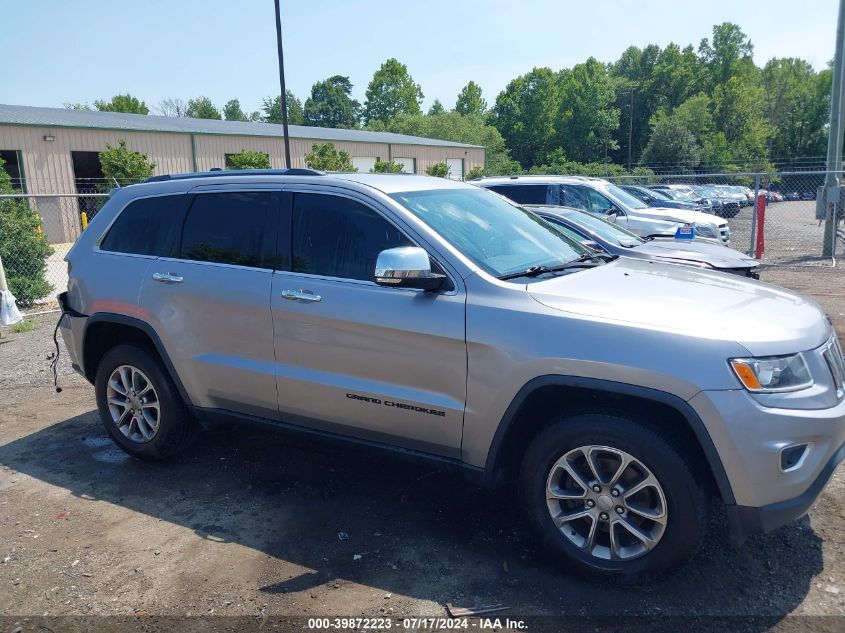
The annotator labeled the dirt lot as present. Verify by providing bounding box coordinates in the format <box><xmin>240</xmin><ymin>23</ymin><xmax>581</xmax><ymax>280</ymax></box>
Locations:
<box><xmin>1</xmin><ymin>267</ymin><xmax>845</xmax><ymax>632</ymax></box>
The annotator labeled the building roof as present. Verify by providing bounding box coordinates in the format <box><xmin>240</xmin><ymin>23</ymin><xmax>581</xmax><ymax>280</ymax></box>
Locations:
<box><xmin>0</xmin><ymin>103</ymin><xmax>481</xmax><ymax>149</ymax></box>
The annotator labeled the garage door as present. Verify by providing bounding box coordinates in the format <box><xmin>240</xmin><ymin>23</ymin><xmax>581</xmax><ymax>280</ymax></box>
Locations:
<box><xmin>351</xmin><ymin>157</ymin><xmax>377</xmax><ymax>173</ymax></box>
<box><xmin>394</xmin><ymin>157</ymin><xmax>415</xmax><ymax>174</ymax></box>
<box><xmin>446</xmin><ymin>158</ymin><xmax>464</xmax><ymax>181</ymax></box>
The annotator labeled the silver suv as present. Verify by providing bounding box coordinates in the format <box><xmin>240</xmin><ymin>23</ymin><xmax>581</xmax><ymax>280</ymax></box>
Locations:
<box><xmin>475</xmin><ymin>175</ymin><xmax>731</xmax><ymax>244</ymax></box>
<box><xmin>59</xmin><ymin>169</ymin><xmax>845</xmax><ymax>583</ymax></box>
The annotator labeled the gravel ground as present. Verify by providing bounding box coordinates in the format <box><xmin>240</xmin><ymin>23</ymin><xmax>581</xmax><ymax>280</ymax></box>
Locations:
<box><xmin>1</xmin><ymin>269</ymin><xmax>844</xmax><ymax>633</ymax></box>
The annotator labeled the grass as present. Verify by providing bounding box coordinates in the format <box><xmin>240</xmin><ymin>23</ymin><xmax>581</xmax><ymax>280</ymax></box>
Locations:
<box><xmin>11</xmin><ymin>320</ymin><xmax>37</xmax><ymax>334</ymax></box>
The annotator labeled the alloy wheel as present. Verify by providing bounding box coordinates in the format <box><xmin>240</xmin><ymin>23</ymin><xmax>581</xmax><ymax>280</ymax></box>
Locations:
<box><xmin>105</xmin><ymin>365</ymin><xmax>161</xmax><ymax>443</ymax></box>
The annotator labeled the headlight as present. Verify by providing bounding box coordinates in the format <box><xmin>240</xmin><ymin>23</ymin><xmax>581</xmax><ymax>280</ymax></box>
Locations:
<box><xmin>729</xmin><ymin>354</ymin><xmax>813</xmax><ymax>392</ymax></box>
<box><xmin>693</xmin><ymin>223</ymin><xmax>718</xmax><ymax>239</ymax></box>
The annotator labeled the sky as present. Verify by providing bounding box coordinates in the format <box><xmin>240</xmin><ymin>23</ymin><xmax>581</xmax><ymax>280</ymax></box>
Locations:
<box><xmin>4</xmin><ymin>0</ymin><xmax>839</xmax><ymax>116</ymax></box>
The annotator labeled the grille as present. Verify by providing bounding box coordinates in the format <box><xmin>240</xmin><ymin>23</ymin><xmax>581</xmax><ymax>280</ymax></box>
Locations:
<box><xmin>823</xmin><ymin>337</ymin><xmax>845</xmax><ymax>398</ymax></box>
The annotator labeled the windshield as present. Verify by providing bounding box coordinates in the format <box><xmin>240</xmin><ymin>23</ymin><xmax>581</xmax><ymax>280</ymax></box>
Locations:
<box><xmin>559</xmin><ymin>211</ymin><xmax>644</xmax><ymax>248</ymax></box>
<box><xmin>604</xmin><ymin>183</ymin><xmax>649</xmax><ymax>210</ymax></box>
<box><xmin>391</xmin><ymin>188</ymin><xmax>590</xmax><ymax>278</ymax></box>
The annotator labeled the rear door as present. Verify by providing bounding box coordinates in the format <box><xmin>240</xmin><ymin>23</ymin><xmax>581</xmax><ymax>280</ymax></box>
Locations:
<box><xmin>270</xmin><ymin>188</ymin><xmax>467</xmax><ymax>457</ymax></box>
<box><xmin>139</xmin><ymin>186</ymin><xmax>280</xmax><ymax>419</ymax></box>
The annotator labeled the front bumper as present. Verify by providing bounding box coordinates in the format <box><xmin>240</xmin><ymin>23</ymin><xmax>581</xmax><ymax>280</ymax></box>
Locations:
<box><xmin>689</xmin><ymin>388</ymin><xmax>845</xmax><ymax>540</ymax></box>
<box><xmin>727</xmin><ymin>443</ymin><xmax>845</xmax><ymax>543</ymax></box>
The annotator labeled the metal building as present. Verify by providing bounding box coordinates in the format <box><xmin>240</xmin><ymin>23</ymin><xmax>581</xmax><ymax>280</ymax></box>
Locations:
<box><xmin>0</xmin><ymin>104</ymin><xmax>485</xmax><ymax>243</ymax></box>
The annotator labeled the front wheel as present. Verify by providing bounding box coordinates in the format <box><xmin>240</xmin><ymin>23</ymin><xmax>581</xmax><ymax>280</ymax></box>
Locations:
<box><xmin>520</xmin><ymin>413</ymin><xmax>708</xmax><ymax>584</ymax></box>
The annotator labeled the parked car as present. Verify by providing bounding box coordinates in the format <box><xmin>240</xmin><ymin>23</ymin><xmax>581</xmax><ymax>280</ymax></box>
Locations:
<box><xmin>475</xmin><ymin>175</ymin><xmax>731</xmax><ymax>244</ymax></box>
<box><xmin>713</xmin><ymin>185</ymin><xmax>752</xmax><ymax>208</ymax></box>
<box><xmin>59</xmin><ymin>169</ymin><xmax>845</xmax><ymax>583</ymax></box>
<box><xmin>648</xmin><ymin>185</ymin><xmax>725</xmax><ymax>217</ymax></box>
<box><xmin>529</xmin><ymin>205</ymin><xmax>760</xmax><ymax>278</ymax></box>
<box><xmin>689</xmin><ymin>185</ymin><xmax>742</xmax><ymax>218</ymax></box>
<box><xmin>618</xmin><ymin>184</ymin><xmax>706</xmax><ymax>212</ymax></box>
<box><xmin>785</xmin><ymin>191</ymin><xmax>802</xmax><ymax>201</ymax></box>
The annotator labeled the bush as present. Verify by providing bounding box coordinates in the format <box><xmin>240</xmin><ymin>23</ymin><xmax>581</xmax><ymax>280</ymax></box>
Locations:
<box><xmin>372</xmin><ymin>160</ymin><xmax>404</xmax><ymax>173</ymax></box>
<box><xmin>99</xmin><ymin>140</ymin><xmax>156</xmax><ymax>186</ymax></box>
<box><xmin>464</xmin><ymin>166</ymin><xmax>485</xmax><ymax>181</ymax></box>
<box><xmin>425</xmin><ymin>162</ymin><xmax>450</xmax><ymax>178</ymax></box>
<box><xmin>226</xmin><ymin>150</ymin><xmax>271</xmax><ymax>170</ymax></box>
<box><xmin>0</xmin><ymin>159</ymin><xmax>53</xmax><ymax>306</ymax></box>
<box><xmin>304</xmin><ymin>143</ymin><xmax>356</xmax><ymax>172</ymax></box>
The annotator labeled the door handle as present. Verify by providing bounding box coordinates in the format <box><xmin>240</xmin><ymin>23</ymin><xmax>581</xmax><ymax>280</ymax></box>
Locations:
<box><xmin>152</xmin><ymin>272</ymin><xmax>184</xmax><ymax>283</ymax></box>
<box><xmin>281</xmin><ymin>289</ymin><xmax>321</xmax><ymax>303</ymax></box>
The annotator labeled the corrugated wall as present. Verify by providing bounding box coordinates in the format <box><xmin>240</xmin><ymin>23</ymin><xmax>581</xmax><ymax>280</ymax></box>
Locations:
<box><xmin>0</xmin><ymin>124</ymin><xmax>486</xmax><ymax>242</ymax></box>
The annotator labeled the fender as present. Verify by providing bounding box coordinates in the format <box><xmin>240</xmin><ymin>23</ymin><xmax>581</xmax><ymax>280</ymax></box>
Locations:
<box><xmin>483</xmin><ymin>375</ymin><xmax>736</xmax><ymax>505</ymax></box>
<box><xmin>83</xmin><ymin>313</ymin><xmax>194</xmax><ymax>407</ymax></box>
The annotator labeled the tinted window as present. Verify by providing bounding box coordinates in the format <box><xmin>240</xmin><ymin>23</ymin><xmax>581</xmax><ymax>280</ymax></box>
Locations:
<box><xmin>180</xmin><ymin>192</ymin><xmax>277</xmax><ymax>268</ymax></box>
<box><xmin>487</xmin><ymin>184</ymin><xmax>550</xmax><ymax>205</ymax></box>
<box><xmin>293</xmin><ymin>193</ymin><xmax>411</xmax><ymax>281</ymax></box>
<box><xmin>100</xmin><ymin>195</ymin><xmax>186</xmax><ymax>256</ymax></box>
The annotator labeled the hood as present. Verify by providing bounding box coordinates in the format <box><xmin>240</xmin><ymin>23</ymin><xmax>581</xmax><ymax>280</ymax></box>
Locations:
<box><xmin>634</xmin><ymin>239</ymin><xmax>758</xmax><ymax>269</ymax></box>
<box><xmin>635</xmin><ymin>206</ymin><xmax>726</xmax><ymax>227</ymax></box>
<box><xmin>527</xmin><ymin>258</ymin><xmax>829</xmax><ymax>356</ymax></box>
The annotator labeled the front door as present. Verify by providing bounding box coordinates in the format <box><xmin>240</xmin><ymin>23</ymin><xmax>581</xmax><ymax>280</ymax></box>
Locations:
<box><xmin>271</xmin><ymin>190</ymin><xmax>467</xmax><ymax>458</ymax></box>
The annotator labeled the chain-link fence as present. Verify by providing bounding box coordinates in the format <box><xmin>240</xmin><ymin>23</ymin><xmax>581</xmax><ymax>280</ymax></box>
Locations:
<box><xmin>0</xmin><ymin>192</ymin><xmax>108</xmax><ymax>312</ymax></box>
<box><xmin>0</xmin><ymin>171</ymin><xmax>843</xmax><ymax>315</ymax></box>
<box><xmin>609</xmin><ymin>170</ymin><xmax>845</xmax><ymax>266</ymax></box>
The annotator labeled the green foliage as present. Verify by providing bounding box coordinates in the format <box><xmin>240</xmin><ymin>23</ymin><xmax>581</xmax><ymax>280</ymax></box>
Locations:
<box><xmin>262</xmin><ymin>92</ymin><xmax>304</xmax><ymax>125</ymax></box>
<box><xmin>699</xmin><ymin>23</ymin><xmax>755</xmax><ymax>88</ymax></box>
<box><xmin>0</xmin><ymin>158</ymin><xmax>53</xmax><ymax>307</ymax></box>
<box><xmin>223</xmin><ymin>99</ymin><xmax>249</xmax><ymax>121</ymax></box>
<box><xmin>364</xmin><ymin>58</ymin><xmax>424</xmax><ymax>125</ymax></box>
<box><xmin>99</xmin><ymin>140</ymin><xmax>156</xmax><ymax>185</ymax></box>
<box><xmin>489</xmin><ymin>67</ymin><xmax>562</xmax><ymax>168</ymax></box>
<box><xmin>465</xmin><ymin>165</ymin><xmax>485</xmax><ymax>181</ymax></box>
<box><xmin>640</xmin><ymin>117</ymin><xmax>702</xmax><ymax>167</ymax></box>
<box><xmin>711</xmin><ymin>76</ymin><xmax>768</xmax><ymax>165</ymax></box>
<box><xmin>304</xmin><ymin>75</ymin><xmax>361</xmax><ymax>128</ymax></box>
<box><xmin>226</xmin><ymin>150</ymin><xmax>271</xmax><ymax>170</ymax></box>
<box><xmin>455</xmin><ymin>81</ymin><xmax>486</xmax><ymax>116</ymax></box>
<box><xmin>94</xmin><ymin>94</ymin><xmax>149</xmax><ymax>114</ymax></box>
<box><xmin>427</xmin><ymin>99</ymin><xmax>446</xmax><ymax>116</ymax></box>
<box><xmin>556</xmin><ymin>57</ymin><xmax>620</xmax><ymax>163</ymax></box>
<box><xmin>11</xmin><ymin>320</ymin><xmax>36</xmax><ymax>334</ymax></box>
<box><xmin>425</xmin><ymin>162</ymin><xmax>450</xmax><ymax>178</ymax></box>
<box><xmin>186</xmin><ymin>96</ymin><xmax>222</xmax><ymax>120</ymax></box>
<box><xmin>368</xmin><ymin>111</ymin><xmax>519</xmax><ymax>176</ymax></box>
<box><xmin>304</xmin><ymin>143</ymin><xmax>356</xmax><ymax>172</ymax></box>
<box><xmin>372</xmin><ymin>160</ymin><xmax>404</xmax><ymax>173</ymax></box>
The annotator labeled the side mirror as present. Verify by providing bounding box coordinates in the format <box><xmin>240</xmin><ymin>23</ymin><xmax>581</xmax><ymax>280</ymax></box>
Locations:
<box><xmin>375</xmin><ymin>247</ymin><xmax>446</xmax><ymax>292</ymax></box>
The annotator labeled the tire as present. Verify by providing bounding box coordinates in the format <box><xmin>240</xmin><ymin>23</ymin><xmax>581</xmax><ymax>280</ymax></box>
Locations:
<box><xmin>520</xmin><ymin>413</ymin><xmax>708</xmax><ymax>584</ymax></box>
<box><xmin>94</xmin><ymin>344</ymin><xmax>198</xmax><ymax>461</ymax></box>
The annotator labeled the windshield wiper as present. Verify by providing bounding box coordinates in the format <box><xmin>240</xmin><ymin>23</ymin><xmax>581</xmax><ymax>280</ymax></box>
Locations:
<box><xmin>497</xmin><ymin>254</ymin><xmax>616</xmax><ymax>280</ymax></box>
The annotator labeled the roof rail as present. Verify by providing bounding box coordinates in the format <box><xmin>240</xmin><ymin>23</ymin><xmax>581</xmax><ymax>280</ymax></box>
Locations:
<box><xmin>145</xmin><ymin>168</ymin><xmax>324</xmax><ymax>183</ymax></box>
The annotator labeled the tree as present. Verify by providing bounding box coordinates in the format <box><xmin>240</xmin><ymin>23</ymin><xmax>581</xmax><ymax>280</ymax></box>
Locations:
<box><xmin>455</xmin><ymin>81</ymin><xmax>486</xmax><ymax>116</ymax></box>
<box><xmin>670</xmin><ymin>93</ymin><xmax>716</xmax><ymax>143</ymax></box>
<box><xmin>223</xmin><ymin>99</ymin><xmax>249</xmax><ymax>122</ymax></box>
<box><xmin>556</xmin><ymin>57</ymin><xmax>620</xmax><ymax>163</ymax></box>
<box><xmin>304</xmin><ymin>143</ymin><xmax>356</xmax><ymax>171</ymax></box>
<box><xmin>425</xmin><ymin>162</ymin><xmax>450</xmax><ymax>178</ymax></box>
<box><xmin>99</xmin><ymin>140</ymin><xmax>156</xmax><ymax>185</ymax></box>
<box><xmin>226</xmin><ymin>150</ymin><xmax>271</xmax><ymax>169</ymax></box>
<box><xmin>371</xmin><ymin>111</ymin><xmax>520</xmax><ymax>175</ymax></box>
<box><xmin>303</xmin><ymin>75</ymin><xmax>361</xmax><ymax>128</ymax></box>
<box><xmin>156</xmin><ymin>98</ymin><xmax>187</xmax><ymax>117</ymax></box>
<box><xmin>262</xmin><ymin>91</ymin><xmax>304</xmax><ymax>125</ymax></box>
<box><xmin>711</xmin><ymin>76</ymin><xmax>769</xmax><ymax>165</ymax></box>
<box><xmin>186</xmin><ymin>96</ymin><xmax>222</xmax><ymax>120</ymax></box>
<box><xmin>489</xmin><ymin>67</ymin><xmax>562</xmax><ymax>169</ymax></box>
<box><xmin>372</xmin><ymin>159</ymin><xmax>404</xmax><ymax>173</ymax></box>
<box><xmin>640</xmin><ymin>117</ymin><xmax>701</xmax><ymax>168</ymax></box>
<box><xmin>465</xmin><ymin>165</ymin><xmax>485</xmax><ymax>181</ymax></box>
<box><xmin>699</xmin><ymin>23</ymin><xmax>755</xmax><ymax>88</ymax></box>
<box><xmin>363</xmin><ymin>58</ymin><xmax>423</xmax><ymax>125</ymax></box>
<box><xmin>94</xmin><ymin>94</ymin><xmax>149</xmax><ymax>115</ymax></box>
<box><xmin>0</xmin><ymin>157</ymin><xmax>52</xmax><ymax>306</ymax></box>
<box><xmin>427</xmin><ymin>99</ymin><xmax>446</xmax><ymax>115</ymax></box>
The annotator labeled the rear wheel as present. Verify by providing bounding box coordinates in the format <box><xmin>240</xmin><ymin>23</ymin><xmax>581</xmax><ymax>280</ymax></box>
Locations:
<box><xmin>520</xmin><ymin>413</ymin><xmax>708</xmax><ymax>583</ymax></box>
<box><xmin>95</xmin><ymin>344</ymin><xmax>197</xmax><ymax>460</ymax></box>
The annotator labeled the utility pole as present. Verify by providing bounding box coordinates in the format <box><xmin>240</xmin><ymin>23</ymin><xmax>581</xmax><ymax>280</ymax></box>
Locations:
<box><xmin>273</xmin><ymin>0</ymin><xmax>292</xmax><ymax>169</ymax></box>
<box><xmin>628</xmin><ymin>89</ymin><xmax>634</xmax><ymax>168</ymax></box>
<box><xmin>823</xmin><ymin>0</ymin><xmax>845</xmax><ymax>257</ymax></box>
